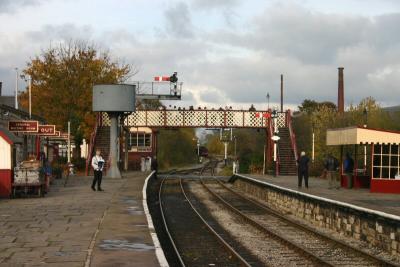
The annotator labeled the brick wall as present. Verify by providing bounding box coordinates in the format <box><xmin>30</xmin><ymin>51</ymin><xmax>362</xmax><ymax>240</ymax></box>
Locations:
<box><xmin>232</xmin><ymin>175</ymin><xmax>400</xmax><ymax>256</ymax></box>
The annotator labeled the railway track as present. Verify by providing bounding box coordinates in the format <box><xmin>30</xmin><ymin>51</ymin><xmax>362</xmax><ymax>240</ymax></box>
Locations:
<box><xmin>162</xmin><ymin>157</ymin><xmax>220</xmax><ymax>176</ymax></box>
<box><xmin>200</xmin><ymin>178</ymin><xmax>398</xmax><ymax>267</ymax></box>
<box><xmin>159</xmin><ymin>178</ymin><xmax>251</xmax><ymax>267</ymax></box>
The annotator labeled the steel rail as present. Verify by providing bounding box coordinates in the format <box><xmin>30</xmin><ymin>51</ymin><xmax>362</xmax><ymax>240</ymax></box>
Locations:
<box><xmin>158</xmin><ymin>178</ymin><xmax>186</xmax><ymax>267</ymax></box>
<box><xmin>213</xmin><ymin>178</ymin><xmax>398</xmax><ymax>267</ymax></box>
<box><xmin>200</xmin><ymin>178</ymin><xmax>334</xmax><ymax>267</ymax></box>
<box><xmin>159</xmin><ymin>178</ymin><xmax>251</xmax><ymax>267</ymax></box>
<box><xmin>179</xmin><ymin>179</ymin><xmax>252</xmax><ymax>267</ymax></box>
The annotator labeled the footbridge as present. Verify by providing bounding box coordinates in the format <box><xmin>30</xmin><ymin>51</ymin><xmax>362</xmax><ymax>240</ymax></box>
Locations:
<box><xmin>87</xmin><ymin>108</ymin><xmax>298</xmax><ymax>177</ymax></box>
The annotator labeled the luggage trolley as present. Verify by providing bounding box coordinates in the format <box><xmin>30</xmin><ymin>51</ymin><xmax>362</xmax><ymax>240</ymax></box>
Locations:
<box><xmin>12</xmin><ymin>161</ymin><xmax>46</xmax><ymax>197</ymax></box>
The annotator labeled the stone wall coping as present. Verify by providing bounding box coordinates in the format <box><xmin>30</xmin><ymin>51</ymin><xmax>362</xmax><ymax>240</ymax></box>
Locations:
<box><xmin>235</xmin><ymin>174</ymin><xmax>400</xmax><ymax>223</ymax></box>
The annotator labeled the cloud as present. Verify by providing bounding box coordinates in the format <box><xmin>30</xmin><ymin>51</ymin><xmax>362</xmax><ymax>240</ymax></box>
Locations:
<box><xmin>1</xmin><ymin>2</ymin><xmax>400</xmax><ymax>109</ymax></box>
<box><xmin>0</xmin><ymin>0</ymin><xmax>43</xmax><ymax>14</ymax></box>
<box><xmin>0</xmin><ymin>23</ymin><xmax>95</xmax><ymax>95</ymax></box>
<box><xmin>191</xmin><ymin>0</ymin><xmax>239</xmax><ymax>10</ymax></box>
<box><xmin>164</xmin><ymin>2</ymin><xmax>194</xmax><ymax>39</ymax></box>
<box><xmin>26</xmin><ymin>24</ymin><xmax>94</xmax><ymax>42</ymax></box>
<box><xmin>191</xmin><ymin>0</ymin><xmax>240</xmax><ymax>27</ymax></box>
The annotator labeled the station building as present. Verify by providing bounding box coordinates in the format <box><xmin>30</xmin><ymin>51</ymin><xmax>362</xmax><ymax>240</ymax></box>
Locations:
<box><xmin>125</xmin><ymin>127</ymin><xmax>157</xmax><ymax>171</ymax></box>
<box><xmin>327</xmin><ymin>126</ymin><xmax>400</xmax><ymax>194</ymax></box>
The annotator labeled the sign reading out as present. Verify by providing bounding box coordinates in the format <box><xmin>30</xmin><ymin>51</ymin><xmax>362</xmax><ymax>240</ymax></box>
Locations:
<box><xmin>8</xmin><ymin>121</ymin><xmax>39</xmax><ymax>133</ymax></box>
<box><xmin>37</xmin><ymin>125</ymin><xmax>56</xmax><ymax>136</ymax></box>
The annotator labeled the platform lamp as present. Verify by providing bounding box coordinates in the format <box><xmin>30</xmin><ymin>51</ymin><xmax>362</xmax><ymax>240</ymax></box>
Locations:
<box><xmin>363</xmin><ymin>108</ymin><xmax>368</xmax><ymax>128</ymax></box>
<box><xmin>363</xmin><ymin>108</ymin><xmax>368</xmax><ymax>171</ymax></box>
<box><xmin>270</xmin><ymin>109</ymin><xmax>280</xmax><ymax>177</ymax></box>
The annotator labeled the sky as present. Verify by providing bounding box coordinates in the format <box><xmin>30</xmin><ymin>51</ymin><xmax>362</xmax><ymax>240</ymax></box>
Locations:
<box><xmin>1</xmin><ymin>0</ymin><xmax>400</xmax><ymax>110</ymax></box>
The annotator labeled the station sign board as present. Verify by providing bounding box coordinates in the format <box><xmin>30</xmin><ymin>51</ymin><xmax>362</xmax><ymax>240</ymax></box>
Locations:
<box><xmin>37</xmin><ymin>125</ymin><xmax>56</xmax><ymax>136</ymax></box>
<box><xmin>49</xmin><ymin>131</ymin><xmax>60</xmax><ymax>138</ymax></box>
<box><xmin>8</xmin><ymin>121</ymin><xmax>39</xmax><ymax>133</ymax></box>
<box><xmin>48</xmin><ymin>131</ymin><xmax>70</xmax><ymax>140</ymax></box>
<box><xmin>60</xmin><ymin>133</ymin><xmax>70</xmax><ymax>139</ymax></box>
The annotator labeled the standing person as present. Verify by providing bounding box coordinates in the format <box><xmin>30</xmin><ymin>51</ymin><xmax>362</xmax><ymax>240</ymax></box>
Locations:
<box><xmin>319</xmin><ymin>154</ymin><xmax>328</xmax><ymax>179</ymax></box>
<box><xmin>151</xmin><ymin>156</ymin><xmax>158</xmax><ymax>179</ymax></box>
<box><xmin>91</xmin><ymin>149</ymin><xmax>105</xmax><ymax>191</ymax></box>
<box><xmin>325</xmin><ymin>153</ymin><xmax>339</xmax><ymax>189</ymax></box>
<box><xmin>344</xmin><ymin>152</ymin><xmax>354</xmax><ymax>188</ymax></box>
<box><xmin>297</xmin><ymin>151</ymin><xmax>310</xmax><ymax>188</ymax></box>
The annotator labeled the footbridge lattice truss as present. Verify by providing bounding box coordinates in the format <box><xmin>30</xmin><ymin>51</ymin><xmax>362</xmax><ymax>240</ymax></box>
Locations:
<box><xmin>101</xmin><ymin>110</ymin><xmax>288</xmax><ymax>128</ymax></box>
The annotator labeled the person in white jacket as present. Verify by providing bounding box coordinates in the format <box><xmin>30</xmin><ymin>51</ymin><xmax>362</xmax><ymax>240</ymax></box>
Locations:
<box><xmin>91</xmin><ymin>149</ymin><xmax>105</xmax><ymax>191</ymax></box>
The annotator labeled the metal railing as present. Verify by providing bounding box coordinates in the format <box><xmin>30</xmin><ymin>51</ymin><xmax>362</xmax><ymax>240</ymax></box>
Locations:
<box><xmin>132</xmin><ymin>81</ymin><xmax>183</xmax><ymax>97</ymax></box>
<box><xmin>286</xmin><ymin>110</ymin><xmax>299</xmax><ymax>165</ymax></box>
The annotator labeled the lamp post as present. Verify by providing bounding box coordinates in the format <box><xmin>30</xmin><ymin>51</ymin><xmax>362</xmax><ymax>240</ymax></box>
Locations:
<box><xmin>197</xmin><ymin>139</ymin><xmax>200</xmax><ymax>160</ymax></box>
<box><xmin>28</xmin><ymin>76</ymin><xmax>32</xmax><ymax>119</ymax></box>
<box><xmin>14</xmin><ymin>68</ymin><xmax>19</xmax><ymax>109</ymax></box>
<box><xmin>311</xmin><ymin>121</ymin><xmax>315</xmax><ymax>163</ymax></box>
<box><xmin>234</xmin><ymin>136</ymin><xmax>237</xmax><ymax>160</ymax></box>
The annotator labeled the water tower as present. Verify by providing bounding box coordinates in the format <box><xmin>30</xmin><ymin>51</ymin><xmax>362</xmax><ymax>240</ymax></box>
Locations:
<box><xmin>93</xmin><ymin>84</ymin><xmax>136</xmax><ymax>178</ymax></box>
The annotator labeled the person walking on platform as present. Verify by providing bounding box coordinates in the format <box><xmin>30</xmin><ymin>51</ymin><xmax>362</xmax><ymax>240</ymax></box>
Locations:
<box><xmin>91</xmin><ymin>149</ymin><xmax>105</xmax><ymax>191</ymax></box>
<box><xmin>297</xmin><ymin>151</ymin><xmax>310</xmax><ymax>188</ymax></box>
<box><xmin>344</xmin><ymin>153</ymin><xmax>355</xmax><ymax>188</ymax></box>
<box><xmin>325</xmin><ymin>153</ymin><xmax>339</xmax><ymax>189</ymax></box>
<box><xmin>151</xmin><ymin>156</ymin><xmax>158</xmax><ymax>179</ymax></box>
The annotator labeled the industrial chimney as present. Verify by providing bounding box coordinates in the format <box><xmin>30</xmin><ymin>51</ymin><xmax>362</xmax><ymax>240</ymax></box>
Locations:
<box><xmin>337</xmin><ymin>67</ymin><xmax>344</xmax><ymax>114</ymax></box>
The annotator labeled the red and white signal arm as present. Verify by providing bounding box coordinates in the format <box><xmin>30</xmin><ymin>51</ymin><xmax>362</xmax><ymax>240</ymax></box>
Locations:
<box><xmin>154</xmin><ymin>76</ymin><xmax>170</xmax><ymax>82</ymax></box>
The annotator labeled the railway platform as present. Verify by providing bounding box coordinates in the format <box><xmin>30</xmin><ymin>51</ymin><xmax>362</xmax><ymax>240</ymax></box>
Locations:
<box><xmin>247</xmin><ymin>174</ymin><xmax>400</xmax><ymax>216</ymax></box>
<box><xmin>0</xmin><ymin>172</ymin><xmax>163</xmax><ymax>267</ymax></box>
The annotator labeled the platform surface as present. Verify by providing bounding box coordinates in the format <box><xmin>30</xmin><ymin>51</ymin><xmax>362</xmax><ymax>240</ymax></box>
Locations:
<box><xmin>0</xmin><ymin>172</ymin><xmax>160</xmax><ymax>267</ymax></box>
<box><xmin>247</xmin><ymin>174</ymin><xmax>400</xmax><ymax>217</ymax></box>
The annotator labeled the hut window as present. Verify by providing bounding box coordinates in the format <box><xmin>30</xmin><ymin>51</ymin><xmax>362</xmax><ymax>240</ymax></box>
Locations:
<box><xmin>372</xmin><ymin>144</ymin><xmax>400</xmax><ymax>179</ymax></box>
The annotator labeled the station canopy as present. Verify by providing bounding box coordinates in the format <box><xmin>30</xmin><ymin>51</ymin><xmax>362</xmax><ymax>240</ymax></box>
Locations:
<box><xmin>326</xmin><ymin>126</ymin><xmax>400</xmax><ymax>146</ymax></box>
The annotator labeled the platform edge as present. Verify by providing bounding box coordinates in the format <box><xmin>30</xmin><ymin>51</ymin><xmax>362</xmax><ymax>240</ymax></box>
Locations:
<box><xmin>143</xmin><ymin>171</ymin><xmax>169</xmax><ymax>267</ymax></box>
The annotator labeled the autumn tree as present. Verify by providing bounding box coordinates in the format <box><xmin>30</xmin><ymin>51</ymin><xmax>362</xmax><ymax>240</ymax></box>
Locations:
<box><xmin>157</xmin><ymin>128</ymin><xmax>197</xmax><ymax>169</ymax></box>
<box><xmin>298</xmin><ymin>99</ymin><xmax>336</xmax><ymax>114</ymax></box>
<box><xmin>294</xmin><ymin>97</ymin><xmax>398</xmax><ymax>175</ymax></box>
<box><xmin>19</xmin><ymin>40</ymin><xmax>133</xmax><ymax>153</ymax></box>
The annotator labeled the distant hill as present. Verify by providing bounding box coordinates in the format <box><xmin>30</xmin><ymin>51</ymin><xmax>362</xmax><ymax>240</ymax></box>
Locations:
<box><xmin>383</xmin><ymin>105</ymin><xmax>400</xmax><ymax>113</ymax></box>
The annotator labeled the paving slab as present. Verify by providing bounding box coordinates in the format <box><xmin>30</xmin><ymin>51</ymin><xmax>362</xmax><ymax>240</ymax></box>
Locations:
<box><xmin>248</xmin><ymin>174</ymin><xmax>400</xmax><ymax>216</ymax></box>
<box><xmin>89</xmin><ymin>173</ymin><xmax>159</xmax><ymax>267</ymax></box>
<box><xmin>0</xmin><ymin>171</ymin><xmax>161</xmax><ymax>266</ymax></box>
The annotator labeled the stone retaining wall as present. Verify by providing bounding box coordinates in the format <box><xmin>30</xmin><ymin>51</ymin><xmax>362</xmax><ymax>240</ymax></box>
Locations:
<box><xmin>232</xmin><ymin>175</ymin><xmax>400</xmax><ymax>256</ymax></box>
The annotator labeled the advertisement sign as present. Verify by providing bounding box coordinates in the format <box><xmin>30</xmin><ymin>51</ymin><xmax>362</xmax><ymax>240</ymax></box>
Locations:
<box><xmin>8</xmin><ymin>121</ymin><xmax>39</xmax><ymax>133</ymax></box>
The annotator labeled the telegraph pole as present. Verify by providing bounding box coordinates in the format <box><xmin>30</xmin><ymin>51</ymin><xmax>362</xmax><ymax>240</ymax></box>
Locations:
<box><xmin>29</xmin><ymin>76</ymin><xmax>32</xmax><ymax>119</ymax></box>
<box><xmin>15</xmin><ymin>68</ymin><xmax>19</xmax><ymax>109</ymax></box>
<box><xmin>67</xmin><ymin>121</ymin><xmax>71</xmax><ymax>164</ymax></box>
